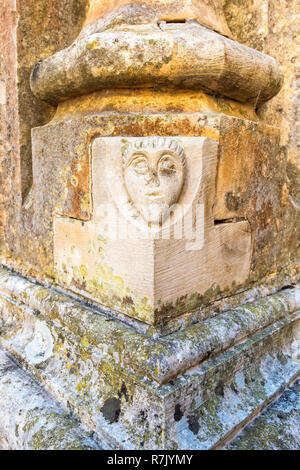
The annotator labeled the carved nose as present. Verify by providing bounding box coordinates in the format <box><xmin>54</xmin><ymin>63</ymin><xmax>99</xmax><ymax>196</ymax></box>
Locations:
<box><xmin>145</xmin><ymin>171</ymin><xmax>160</xmax><ymax>187</ymax></box>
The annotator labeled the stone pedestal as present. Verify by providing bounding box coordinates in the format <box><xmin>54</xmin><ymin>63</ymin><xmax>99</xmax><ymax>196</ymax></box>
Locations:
<box><xmin>0</xmin><ymin>0</ymin><xmax>299</xmax><ymax>450</ymax></box>
<box><xmin>0</xmin><ymin>268</ymin><xmax>299</xmax><ymax>448</ymax></box>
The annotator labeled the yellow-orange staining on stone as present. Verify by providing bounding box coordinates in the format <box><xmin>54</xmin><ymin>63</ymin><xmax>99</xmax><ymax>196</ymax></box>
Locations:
<box><xmin>79</xmin><ymin>264</ymin><xmax>88</xmax><ymax>278</ymax></box>
<box><xmin>86</xmin><ymin>39</ymin><xmax>98</xmax><ymax>50</ymax></box>
<box><xmin>71</xmin><ymin>175</ymin><xmax>79</xmax><ymax>187</ymax></box>
<box><xmin>80</xmin><ymin>337</ymin><xmax>89</xmax><ymax>348</ymax></box>
<box><xmin>0</xmin><ymin>0</ymin><xmax>299</xmax><ymax>451</ymax></box>
<box><xmin>0</xmin><ymin>80</ymin><xmax>6</xmax><ymax>105</ymax></box>
<box><xmin>56</xmin><ymin>344</ymin><xmax>64</xmax><ymax>356</ymax></box>
<box><xmin>102</xmin><ymin>121</ymin><xmax>115</xmax><ymax>136</ymax></box>
<box><xmin>75</xmin><ymin>142</ymin><xmax>85</xmax><ymax>159</ymax></box>
<box><xmin>83</xmin><ymin>0</ymin><xmax>233</xmax><ymax>37</ymax></box>
<box><xmin>52</xmin><ymin>90</ymin><xmax>258</xmax><ymax>123</ymax></box>
<box><xmin>280</xmin><ymin>183</ymin><xmax>290</xmax><ymax>207</ymax></box>
<box><xmin>276</xmin><ymin>219</ymin><xmax>281</xmax><ymax>231</ymax></box>
<box><xmin>76</xmin><ymin>380</ymin><xmax>86</xmax><ymax>392</ymax></box>
<box><xmin>80</xmin><ymin>194</ymin><xmax>90</xmax><ymax>213</ymax></box>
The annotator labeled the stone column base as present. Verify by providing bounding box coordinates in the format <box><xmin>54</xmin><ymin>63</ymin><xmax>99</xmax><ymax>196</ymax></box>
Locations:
<box><xmin>0</xmin><ymin>267</ymin><xmax>299</xmax><ymax>449</ymax></box>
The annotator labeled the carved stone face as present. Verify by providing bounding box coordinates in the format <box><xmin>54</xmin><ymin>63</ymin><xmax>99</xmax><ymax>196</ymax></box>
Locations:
<box><xmin>123</xmin><ymin>138</ymin><xmax>185</xmax><ymax>225</ymax></box>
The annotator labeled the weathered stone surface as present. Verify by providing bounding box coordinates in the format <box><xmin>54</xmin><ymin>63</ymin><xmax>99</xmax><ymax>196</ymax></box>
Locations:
<box><xmin>83</xmin><ymin>0</ymin><xmax>233</xmax><ymax>37</ymax></box>
<box><xmin>30</xmin><ymin>21</ymin><xmax>282</xmax><ymax>106</ymax></box>
<box><xmin>227</xmin><ymin>379</ymin><xmax>300</xmax><ymax>450</ymax></box>
<box><xmin>1</xmin><ymin>1</ymin><xmax>297</xmax><ymax>331</ymax></box>
<box><xmin>0</xmin><ymin>267</ymin><xmax>298</xmax><ymax>385</ymax></box>
<box><xmin>0</xmin><ymin>0</ymin><xmax>299</xmax><ymax>450</ymax></box>
<box><xmin>53</xmin><ymin>136</ymin><xmax>251</xmax><ymax>324</ymax></box>
<box><xmin>0</xmin><ymin>0</ymin><xmax>88</xmax><ymax>253</ymax></box>
<box><xmin>0</xmin><ymin>267</ymin><xmax>299</xmax><ymax>449</ymax></box>
<box><xmin>52</xmin><ymin>89</ymin><xmax>258</xmax><ymax>122</ymax></box>
<box><xmin>214</xmin><ymin>121</ymin><xmax>281</xmax><ymax>221</ymax></box>
<box><xmin>0</xmin><ymin>348</ymin><xmax>101</xmax><ymax>450</ymax></box>
<box><xmin>224</xmin><ymin>0</ymin><xmax>300</xmax><ymax>247</ymax></box>
<box><xmin>19</xmin><ymin>111</ymin><xmax>296</xmax><ymax>326</ymax></box>
<box><xmin>213</xmin><ymin>117</ymin><xmax>300</xmax><ymax>282</ymax></box>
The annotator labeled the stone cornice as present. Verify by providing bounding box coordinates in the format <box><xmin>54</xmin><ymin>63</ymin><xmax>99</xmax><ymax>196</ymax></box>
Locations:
<box><xmin>0</xmin><ymin>267</ymin><xmax>298</xmax><ymax>385</ymax></box>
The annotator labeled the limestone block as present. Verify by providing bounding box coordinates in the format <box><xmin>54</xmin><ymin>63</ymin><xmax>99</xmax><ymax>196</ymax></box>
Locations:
<box><xmin>0</xmin><ymin>81</ymin><xmax>6</xmax><ymax>105</ymax></box>
<box><xmin>225</xmin><ymin>0</ymin><xmax>300</xmax><ymax>224</ymax></box>
<box><xmin>214</xmin><ymin>120</ymin><xmax>281</xmax><ymax>222</ymax></box>
<box><xmin>54</xmin><ymin>136</ymin><xmax>251</xmax><ymax>325</ymax></box>
<box><xmin>213</xmin><ymin>117</ymin><xmax>300</xmax><ymax>280</ymax></box>
<box><xmin>0</xmin><ymin>0</ymin><xmax>88</xmax><ymax>255</ymax></box>
<box><xmin>83</xmin><ymin>0</ymin><xmax>233</xmax><ymax>37</ymax></box>
<box><xmin>24</xmin><ymin>111</ymin><xmax>298</xmax><ymax>319</ymax></box>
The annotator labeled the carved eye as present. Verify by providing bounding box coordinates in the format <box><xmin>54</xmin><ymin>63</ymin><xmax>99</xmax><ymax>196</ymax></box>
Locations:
<box><xmin>159</xmin><ymin>155</ymin><xmax>178</xmax><ymax>175</ymax></box>
<box><xmin>130</xmin><ymin>155</ymin><xmax>149</xmax><ymax>174</ymax></box>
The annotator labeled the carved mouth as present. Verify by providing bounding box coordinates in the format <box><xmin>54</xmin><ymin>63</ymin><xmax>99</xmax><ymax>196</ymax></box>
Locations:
<box><xmin>146</xmin><ymin>191</ymin><xmax>165</xmax><ymax>201</ymax></box>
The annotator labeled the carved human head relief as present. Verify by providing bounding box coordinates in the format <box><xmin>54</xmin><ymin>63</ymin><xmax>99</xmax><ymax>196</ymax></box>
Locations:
<box><xmin>123</xmin><ymin>137</ymin><xmax>186</xmax><ymax>226</ymax></box>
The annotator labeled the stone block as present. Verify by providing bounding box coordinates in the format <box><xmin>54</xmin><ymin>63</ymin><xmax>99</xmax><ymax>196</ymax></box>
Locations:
<box><xmin>53</xmin><ymin>136</ymin><xmax>251</xmax><ymax>325</ymax></box>
<box><xmin>83</xmin><ymin>0</ymin><xmax>233</xmax><ymax>37</ymax></box>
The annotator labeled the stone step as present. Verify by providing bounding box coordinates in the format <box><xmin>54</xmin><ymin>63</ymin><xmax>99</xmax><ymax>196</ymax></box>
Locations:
<box><xmin>174</xmin><ymin>312</ymin><xmax>300</xmax><ymax>449</ymax></box>
<box><xmin>0</xmin><ymin>266</ymin><xmax>299</xmax><ymax>449</ymax></box>
<box><xmin>0</xmin><ymin>348</ymin><xmax>102</xmax><ymax>450</ymax></box>
<box><xmin>226</xmin><ymin>379</ymin><xmax>300</xmax><ymax>450</ymax></box>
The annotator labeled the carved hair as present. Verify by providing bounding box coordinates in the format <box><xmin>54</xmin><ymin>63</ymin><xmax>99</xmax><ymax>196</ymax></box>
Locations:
<box><xmin>122</xmin><ymin>137</ymin><xmax>186</xmax><ymax>168</ymax></box>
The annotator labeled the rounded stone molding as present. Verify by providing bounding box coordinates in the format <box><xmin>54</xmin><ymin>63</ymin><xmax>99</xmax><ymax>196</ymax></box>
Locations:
<box><xmin>30</xmin><ymin>20</ymin><xmax>283</xmax><ymax>107</ymax></box>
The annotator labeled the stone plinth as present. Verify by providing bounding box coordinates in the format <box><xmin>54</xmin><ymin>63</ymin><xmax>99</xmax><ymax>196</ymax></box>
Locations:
<box><xmin>0</xmin><ymin>0</ymin><xmax>299</xmax><ymax>451</ymax></box>
<box><xmin>0</xmin><ymin>267</ymin><xmax>299</xmax><ymax>449</ymax></box>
